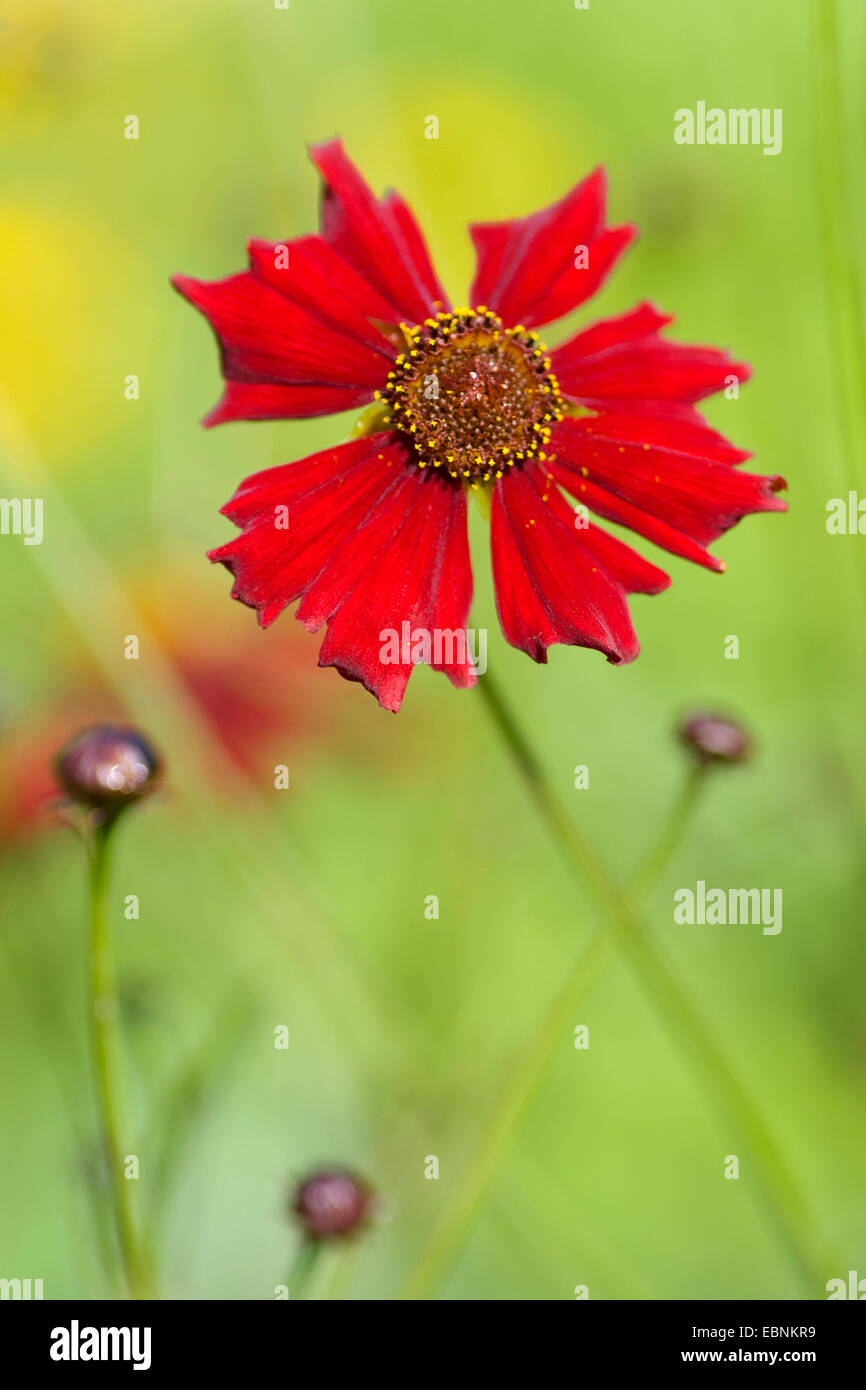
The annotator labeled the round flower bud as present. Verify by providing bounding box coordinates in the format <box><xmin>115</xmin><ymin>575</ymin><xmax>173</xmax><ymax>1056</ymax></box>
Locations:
<box><xmin>678</xmin><ymin>712</ymin><xmax>751</xmax><ymax>765</ymax></box>
<box><xmin>291</xmin><ymin>1169</ymin><xmax>372</xmax><ymax>1241</ymax></box>
<box><xmin>55</xmin><ymin>725</ymin><xmax>161</xmax><ymax>819</ymax></box>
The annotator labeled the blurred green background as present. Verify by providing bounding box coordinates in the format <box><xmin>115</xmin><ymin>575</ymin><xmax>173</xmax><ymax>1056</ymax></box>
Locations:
<box><xmin>1</xmin><ymin>0</ymin><xmax>865</xmax><ymax>1300</ymax></box>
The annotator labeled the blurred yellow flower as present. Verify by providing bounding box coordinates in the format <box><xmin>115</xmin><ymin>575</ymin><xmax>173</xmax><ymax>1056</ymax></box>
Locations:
<box><xmin>0</xmin><ymin>209</ymin><xmax>137</xmax><ymax>465</ymax></box>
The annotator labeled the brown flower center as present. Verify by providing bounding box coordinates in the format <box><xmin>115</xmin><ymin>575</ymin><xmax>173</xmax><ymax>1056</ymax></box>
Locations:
<box><xmin>381</xmin><ymin>308</ymin><xmax>564</xmax><ymax>483</ymax></box>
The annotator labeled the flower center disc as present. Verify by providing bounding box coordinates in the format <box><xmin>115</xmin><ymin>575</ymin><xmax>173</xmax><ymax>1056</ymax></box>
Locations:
<box><xmin>382</xmin><ymin>309</ymin><xmax>564</xmax><ymax>482</ymax></box>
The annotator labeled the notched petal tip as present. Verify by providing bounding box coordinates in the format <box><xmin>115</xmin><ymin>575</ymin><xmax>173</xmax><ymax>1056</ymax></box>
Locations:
<box><xmin>206</xmin><ymin>543</ymin><xmax>232</xmax><ymax>564</ymax></box>
<box><xmin>307</xmin><ymin>134</ymin><xmax>342</xmax><ymax>162</ymax></box>
<box><xmin>201</xmin><ymin>395</ymin><xmax>230</xmax><ymax>429</ymax></box>
<box><xmin>170</xmin><ymin>272</ymin><xmax>206</xmax><ymax>306</ymax></box>
<box><xmin>319</xmin><ymin>656</ymin><xmax>402</xmax><ymax>713</ymax></box>
<box><xmin>608</xmin><ymin>640</ymin><xmax>639</xmax><ymax>665</ymax></box>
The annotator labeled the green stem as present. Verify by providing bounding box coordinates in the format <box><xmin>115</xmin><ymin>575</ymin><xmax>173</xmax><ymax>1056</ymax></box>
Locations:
<box><xmin>401</xmin><ymin>674</ymin><xmax>829</xmax><ymax>1299</ymax></box>
<box><xmin>147</xmin><ymin>991</ymin><xmax>254</xmax><ymax>1236</ymax></box>
<box><xmin>87</xmin><ymin>821</ymin><xmax>153</xmax><ymax>1299</ymax></box>
<box><xmin>286</xmin><ymin>1240</ymin><xmax>322</xmax><ymax>1300</ymax></box>
<box><xmin>628</xmin><ymin>763</ymin><xmax>706</xmax><ymax>905</ymax></box>
<box><xmin>400</xmin><ymin>926</ymin><xmax>611</xmax><ymax>1300</ymax></box>
<box><xmin>813</xmin><ymin>0</ymin><xmax>866</xmax><ymax>500</ymax></box>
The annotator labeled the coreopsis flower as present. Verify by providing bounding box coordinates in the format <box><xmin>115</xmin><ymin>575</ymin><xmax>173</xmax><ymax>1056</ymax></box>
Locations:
<box><xmin>174</xmin><ymin>141</ymin><xmax>785</xmax><ymax>711</ymax></box>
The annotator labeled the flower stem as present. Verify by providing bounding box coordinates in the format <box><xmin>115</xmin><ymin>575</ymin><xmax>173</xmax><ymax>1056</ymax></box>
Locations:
<box><xmin>401</xmin><ymin>673</ymin><xmax>829</xmax><ymax>1299</ymax></box>
<box><xmin>813</xmin><ymin>0</ymin><xmax>866</xmax><ymax>514</ymax></box>
<box><xmin>286</xmin><ymin>1240</ymin><xmax>322</xmax><ymax>1300</ymax></box>
<box><xmin>400</xmin><ymin>925</ymin><xmax>611</xmax><ymax>1301</ymax></box>
<box><xmin>627</xmin><ymin>763</ymin><xmax>706</xmax><ymax>905</ymax></box>
<box><xmin>87</xmin><ymin>821</ymin><xmax>153</xmax><ymax>1299</ymax></box>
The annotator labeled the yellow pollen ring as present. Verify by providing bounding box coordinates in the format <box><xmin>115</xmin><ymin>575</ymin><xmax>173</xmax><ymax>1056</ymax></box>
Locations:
<box><xmin>382</xmin><ymin>307</ymin><xmax>565</xmax><ymax>485</ymax></box>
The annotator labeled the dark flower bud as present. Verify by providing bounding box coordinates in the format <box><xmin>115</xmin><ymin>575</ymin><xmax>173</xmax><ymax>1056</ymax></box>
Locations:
<box><xmin>292</xmin><ymin>1169</ymin><xmax>372</xmax><ymax>1240</ymax></box>
<box><xmin>678</xmin><ymin>712</ymin><xmax>751</xmax><ymax>765</ymax></box>
<box><xmin>55</xmin><ymin>725</ymin><xmax>161</xmax><ymax>820</ymax></box>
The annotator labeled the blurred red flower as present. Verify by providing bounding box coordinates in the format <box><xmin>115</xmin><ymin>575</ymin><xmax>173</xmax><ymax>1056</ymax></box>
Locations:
<box><xmin>0</xmin><ymin>588</ymin><xmax>328</xmax><ymax>843</ymax></box>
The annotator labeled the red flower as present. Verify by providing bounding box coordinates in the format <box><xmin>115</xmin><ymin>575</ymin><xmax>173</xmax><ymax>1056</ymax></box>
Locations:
<box><xmin>173</xmin><ymin>140</ymin><xmax>786</xmax><ymax>711</ymax></box>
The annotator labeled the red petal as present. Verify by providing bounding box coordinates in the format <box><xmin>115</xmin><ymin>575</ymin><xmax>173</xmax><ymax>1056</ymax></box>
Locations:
<box><xmin>548</xmin><ymin>415</ymin><xmax>786</xmax><ymax>572</ymax></box>
<box><xmin>469</xmin><ymin>168</ymin><xmax>635</xmax><ymax>329</ymax></box>
<box><xmin>210</xmin><ymin>435</ymin><xmax>474</xmax><ymax>710</ymax></box>
<box><xmin>525</xmin><ymin>227</ymin><xmax>637</xmax><ymax>330</ymax></box>
<box><xmin>566</xmin><ymin>405</ymin><xmax>752</xmax><ymax>464</ymax></box>
<box><xmin>382</xmin><ymin>190</ymin><xmax>451</xmax><ymax>312</ymax></box>
<box><xmin>301</xmin><ymin>474</ymin><xmax>475</xmax><ymax>711</ymax></box>
<box><xmin>552</xmin><ymin>302</ymin><xmax>751</xmax><ymax>407</ymax></box>
<box><xmin>532</xmin><ymin>467</ymin><xmax>671</xmax><ymax>596</ymax></box>
<box><xmin>217</xmin><ymin>433</ymin><xmax>391</xmax><ymax>527</ymax></box>
<box><xmin>209</xmin><ymin>435</ymin><xmax>399</xmax><ymax>624</ymax></box>
<box><xmin>468</xmin><ymin>221</ymin><xmax>512</xmax><ymax>308</ymax></box>
<box><xmin>490</xmin><ymin>463</ymin><xmax>658</xmax><ymax>665</ymax></box>
<box><xmin>248</xmin><ymin>236</ymin><xmax>400</xmax><ymax>353</ymax></box>
<box><xmin>557</xmin><ymin>301</ymin><xmax>673</xmax><ymax>355</ymax></box>
<box><xmin>203</xmin><ymin>380</ymin><xmax>376</xmax><ymax>425</ymax></box>
<box><xmin>172</xmin><ymin>271</ymin><xmax>388</xmax><ymax>393</ymax></box>
<box><xmin>310</xmin><ymin>139</ymin><xmax>443</xmax><ymax>325</ymax></box>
